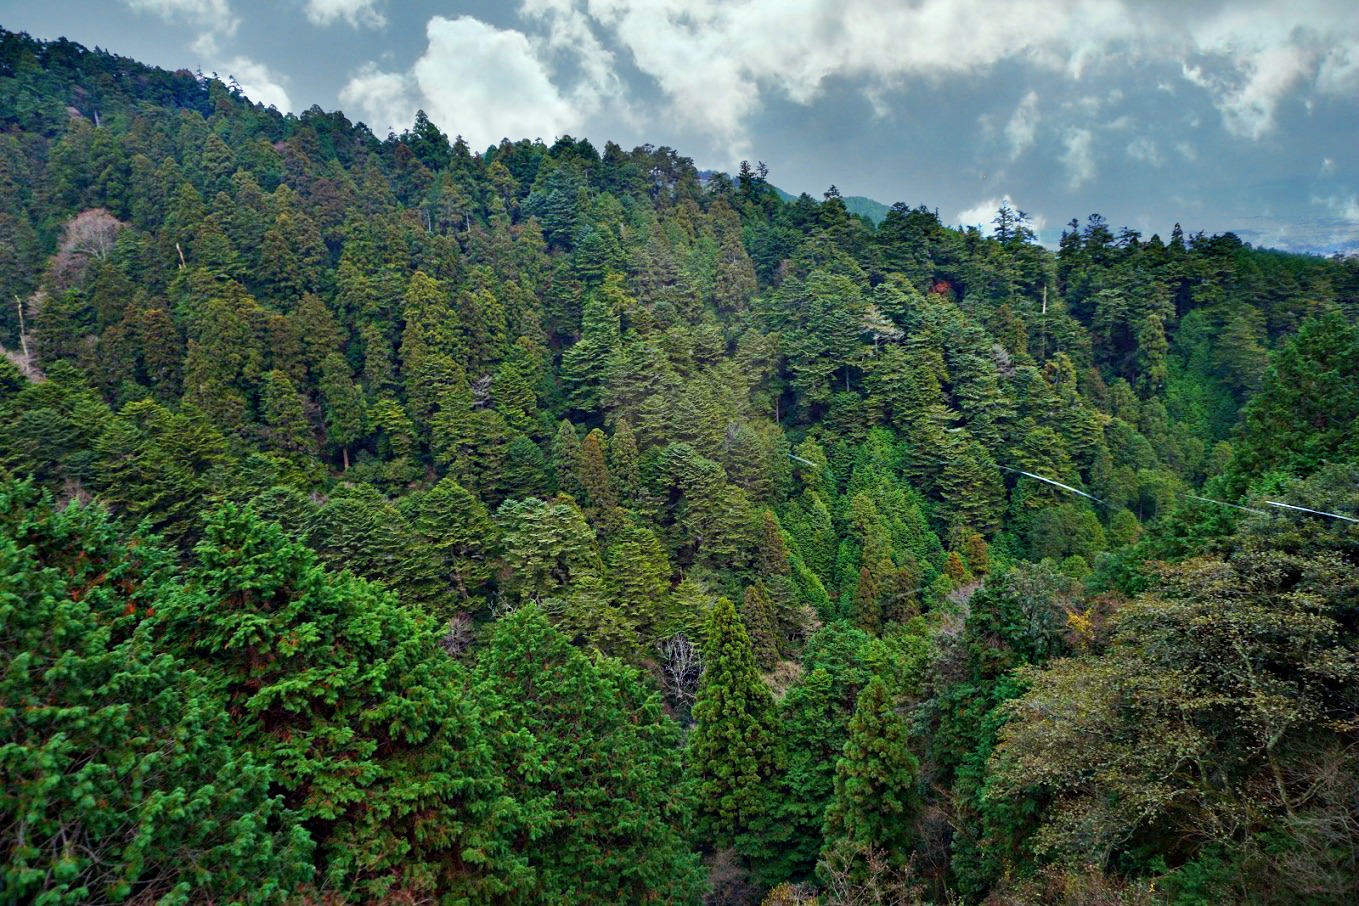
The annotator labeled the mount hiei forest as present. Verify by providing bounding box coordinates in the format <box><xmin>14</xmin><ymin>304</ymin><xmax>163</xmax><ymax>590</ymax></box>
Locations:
<box><xmin>4</xmin><ymin>27</ymin><xmax>1359</xmax><ymax>906</ymax></box>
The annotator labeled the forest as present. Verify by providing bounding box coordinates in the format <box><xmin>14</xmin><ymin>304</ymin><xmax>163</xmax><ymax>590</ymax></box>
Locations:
<box><xmin>2</xmin><ymin>28</ymin><xmax>1359</xmax><ymax>905</ymax></box>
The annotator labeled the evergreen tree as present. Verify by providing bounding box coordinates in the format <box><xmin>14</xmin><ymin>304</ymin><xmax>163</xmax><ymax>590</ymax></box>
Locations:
<box><xmin>609</xmin><ymin>418</ymin><xmax>644</xmax><ymax>506</ymax></box>
<box><xmin>317</xmin><ymin>352</ymin><xmax>364</xmax><ymax>470</ymax></box>
<box><xmin>1232</xmin><ymin>310</ymin><xmax>1359</xmax><ymax>485</ymax></box>
<box><xmin>552</xmin><ymin>418</ymin><xmax>585</xmax><ymax>499</ymax></box>
<box><xmin>690</xmin><ymin>596</ymin><xmax>782</xmax><ymax>853</ymax></box>
<box><xmin>259</xmin><ymin>368</ymin><xmax>313</xmax><ymax>456</ymax></box>
<box><xmin>404</xmin><ymin>475</ymin><xmax>500</xmax><ymax>606</ymax></box>
<box><xmin>775</xmin><ymin>667</ymin><xmax>846</xmax><ymax>880</ymax></box>
<box><xmin>0</xmin><ymin>482</ymin><xmax>313</xmax><ymax>904</ymax></box>
<box><xmin>742</xmin><ymin>582</ymin><xmax>781</xmax><ymax>669</ymax></box>
<box><xmin>158</xmin><ymin>504</ymin><xmax>527</xmax><ymax>901</ymax></box>
<box><xmin>578</xmin><ymin>426</ymin><xmax>620</xmax><ymax>525</ymax></box>
<box><xmin>820</xmin><ymin>677</ymin><xmax>921</xmax><ymax>866</ymax></box>
<box><xmin>474</xmin><ymin>606</ymin><xmax>706</xmax><ymax>903</ymax></box>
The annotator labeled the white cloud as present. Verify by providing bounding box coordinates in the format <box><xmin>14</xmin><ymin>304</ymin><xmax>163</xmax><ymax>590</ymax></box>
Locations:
<box><xmin>1179</xmin><ymin>2</ymin><xmax>1359</xmax><ymax>140</ymax></box>
<box><xmin>957</xmin><ymin>197</ymin><xmax>1002</xmax><ymax>230</ymax></box>
<box><xmin>305</xmin><ymin>0</ymin><xmax>386</xmax><ymax>29</ymax></box>
<box><xmin>521</xmin><ymin>0</ymin><xmax>628</xmax><ymax>119</ymax></box>
<box><xmin>1126</xmin><ymin>136</ymin><xmax>1162</xmax><ymax>166</ymax></box>
<box><xmin>1005</xmin><ymin>91</ymin><xmax>1040</xmax><ymax>160</ymax></box>
<box><xmin>123</xmin><ymin>0</ymin><xmax>237</xmax><ymax>34</ymax></box>
<box><xmin>221</xmin><ymin>56</ymin><xmax>291</xmax><ymax>110</ymax></box>
<box><xmin>571</xmin><ymin>0</ymin><xmax>1145</xmax><ymax>160</ymax></box>
<box><xmin>1313</xmin><ymin>194</ymin><xmax>1359</xmax><ymax>221</ymax></box>
<box><xmin>500</xmin><ymin>0</ymin><xmax>1359</xmax><ymax>160</ymax></box>
<box><xmin>956</xmin><ymin>194</ymin><xmax>1045</xmax><ymax>233</ymax></box>
<box><xmin>342</xmin><ymin>13</ymin><xmax>625</xmax><ymax>147</ymax></box>
<box><xmin>123</xmin><ymin>0</ymin><xmax>291</xmax><ymax>109</ymax></box>
<box><xmin>339</xmin><ymin>63</ymin><xmax>416</xmax><ymax>135</ymax></box>
<box><xmin>1061</xmin><ymin>128</ymin><xmax>1096</xmax><ymax>188</ymax></box>
<box><xmin>412</xmin><ymin>16</ymin><xmax>580</xmax><ymax>146</ymax></box>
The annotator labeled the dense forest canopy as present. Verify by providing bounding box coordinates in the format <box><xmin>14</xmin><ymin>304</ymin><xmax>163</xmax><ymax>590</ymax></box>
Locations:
<box><xmin>2</xmin><ymin>28</ymin><xmax>1358</xmax><ymax>905</ymax></box>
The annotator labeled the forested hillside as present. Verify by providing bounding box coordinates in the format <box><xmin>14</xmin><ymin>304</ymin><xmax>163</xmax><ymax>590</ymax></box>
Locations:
<box><xmin>3</xmin><ymin>29</ymin><xmax>1359</xmax><ymax>905</ymax></box>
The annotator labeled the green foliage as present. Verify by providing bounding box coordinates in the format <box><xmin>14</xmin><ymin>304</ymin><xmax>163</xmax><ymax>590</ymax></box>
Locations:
<box><xmin>156</xmin><ymin>504</ymin><xmax>526</xmax><ymax>900</ymax></box>
<box><xmin>820</xmin><ymin>677</ymin><xmax>920</xmax><ymax>865</ymax></box>
<box><xmin>2</xmin><ymin>30</ymin><xmax>1358</xmax><ymax>902</ymax></box>
<box><xmin>0</xmin><ymin>482</ymin><xmax>312</xmax><ymax>904</ymax></box>
<box><xmin>690</xmin><ymin>596</ymin><xmax>782</xmax><ymax>854</ymax></box>
<box><xmin>474</xmin><ymin>606</ymin><xmax>706</xmax><ymax>903</ymax></box>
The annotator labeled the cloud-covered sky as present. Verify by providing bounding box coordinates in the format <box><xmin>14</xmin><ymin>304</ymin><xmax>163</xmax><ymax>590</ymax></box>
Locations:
<box><xmin>4</xmin><ymin>0</ymin><xmax>1358</xmax><ymax>251</ymax></box>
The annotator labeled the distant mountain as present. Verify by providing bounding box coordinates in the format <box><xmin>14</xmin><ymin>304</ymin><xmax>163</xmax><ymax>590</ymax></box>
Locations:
<box><xmin>769</xmin><ymin>185</ymin><xmax>891</xmax><ymax>224</ymax></box>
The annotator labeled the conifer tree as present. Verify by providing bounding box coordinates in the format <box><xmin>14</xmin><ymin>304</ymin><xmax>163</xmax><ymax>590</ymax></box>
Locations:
<box><xmin>852</xmin><ymin>564</ymin><xmax>885</xmax><ymax>635</ymax></box>
<box><xmin>497</xmin><ymin>495</ymin><xmax>603</xmax><ymax>605</ymax></box>
<box><xmin>609</xmin><ymin>418</ymin><xmax>644</xmax><ymax>506</ymax></box>
<box><xmin>605</xmin><ymin>526</ymin><xmax>676</xmax><ymax>650</ymax></box>
<box><xmin>560</xmin><ymin>273</ymin><xmax>626</xmax><ymax>412</ymax></box>
<box><xmin>474</xmin><ymin>606</ymin><xmax>706</xmax><ymax>903</ymax></box>
<box><xmin>259</xmin><ymin>369</ymin><xmax>313</xmax><ymax>456</ymax></box>
<box><xmin>821</xmin><ymin>677</ymin><xmax>921</xmax><ymax>865</ymax></box>
<box><xmin>774</xmin><ymin>667</ymin><xmax>844</xmax><ymax>879</ymax></box>
<box><xmin>158</xmin><ymin>504</ymin><xmax>526</xmax><ymax>901</ymax></box>
<box><xmin>307</xmin><ymin>484</ymin><xmax>444</xmax><ymax>611</ymax></box>
<box><xmin>404</xmin><ymin>475</ymin><xmax>500</xmax><ymax>606</ymax></box>
<box><xmin>502</xmin><ymin>433</ymin><xmax>553</xmax><ymax>499</ymax></box>
<box><xmin>690</xmin><ymin>596</ymin><xmax>782</xmax><ymax>853</ymax></box>
<box><xmin>317</xmin><ymin>352</ymin><xmax>364</xmax><ymax>470</ymax></box>
<box><xmin>0</xmin><ymin>483</ymin><xmax>313</xmax><ymax>904</ymax></box>
<box><xmin>743</xmin><ymin>582</ymin><xmax>781</xmax><ymax>669</ymax></box>
<box><xmin>552</xmin><ymin>418</ymin><xmax>585</xmax><ymax>499</ymax></box>
<box><xmin>578</xmin><ymin>426</ymin><xmax>620</xmax><ymax>525</ymax></box>
<box><xmin>757</xmin><ymin>508</ymin><xmax>793</xmax><ymax>578</ymax></box>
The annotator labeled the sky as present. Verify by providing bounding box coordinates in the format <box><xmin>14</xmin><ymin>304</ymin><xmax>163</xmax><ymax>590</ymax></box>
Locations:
<box><xmin>3</xmin><ymin>0</ymin><xmax>1358</xmax><ymax>253</ymax></box>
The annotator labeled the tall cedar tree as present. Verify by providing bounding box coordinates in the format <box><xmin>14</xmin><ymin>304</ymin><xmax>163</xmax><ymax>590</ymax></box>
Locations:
<box><xmin>690</xmin><ymin>596</ymin><xmax>783</xmax><ymax>854</ymax></box>
<box><xmin>821</xmin><ymin>676</ymin><xmax>921</xmax><ymax>864</ymax></box>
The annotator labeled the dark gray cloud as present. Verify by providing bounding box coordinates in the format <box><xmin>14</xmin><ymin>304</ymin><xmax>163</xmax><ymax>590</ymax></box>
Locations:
<box><xmin>2</xmin><ymin>0</ymin><xmax>1356</xmax><ymax>252</ymax></box>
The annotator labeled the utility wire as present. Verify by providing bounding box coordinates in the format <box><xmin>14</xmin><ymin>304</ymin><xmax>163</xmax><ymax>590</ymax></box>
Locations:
<box><xmin>1187</xmin><ymin>494</ymin><xmax>1270</xmax><ymax>516</ymax></box>
<box><xmin>1265</xmin><ymin>501</ymin><xmax>1359</xmax><ymax>524</ymax></box>
<box><xmin>788</xmin><ymin>452</ymin><xmax>1359</xmax><ymax>525</ymax></box>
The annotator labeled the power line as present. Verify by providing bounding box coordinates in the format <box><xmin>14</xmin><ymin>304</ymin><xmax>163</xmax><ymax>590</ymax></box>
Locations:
<box><xmin>789</xmin><ymin>453</ymin><xmax>1358</xmax><ymax>525</ymax></box>
<box><xmin>1187</xmin><ymin>494</ymin><xmax>1270</xmax><ymax>516</ymax></box>
<box><xmin>1265</xmin><ymin>501</ymin><xmax>1359</xmax><ymax>524</ymax></box>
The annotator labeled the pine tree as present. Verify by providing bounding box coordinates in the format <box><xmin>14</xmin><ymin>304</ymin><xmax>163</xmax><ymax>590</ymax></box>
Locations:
<box><xmin>852</xmin><ymin>564</ymin><xmax>885</xmax><ymax>635</ymax></box>
<box><xmin>690</xmin><ymin>596</ymin><xmax>782</xmax><ymax>853</ymax></box>
<box><xmin>609</xmin><ymin>419</ymin><xmax>643</xmax><ymax>506</ymax></box>
<box><xmin>1232</xmin><ymin>310</ymin><xmax>1359</xmax><ymax>486</ymax></box>
<box><xmin>820</xmin><ymin>677</ymin><xmax>920</xmax><ymax>863</ymax></box>
<box><xmin>757</xmin><ymin>509</ymin><xmax>794</xmax><ymax>578</ymax></box>
<box><xmin>774</xmin><ymin>667</ymin><xmax>844</xmax><ymax>880</ymax></box>
<box><xmin>497</xmin><ymin>495</ymin><xmax>603</xmax><ymax>605</ymax></box>
<box><xmin>259</xmin><ymin>369</ymin><xmax>314</xmax><ymax>456</ymax></box>
<box><xmin>605</xmin><ymin>526</ymin><xmax>676</xmax><ymax>651</ymax></box>
<box><xmin>404</xmin><ymin>475</ymin><xmax>500</xmax><ymax>606</ymax></box>
<box><xmin>560</xmin><ymin>273</ymin><xmax>626</xmax><ymax>412</ymax></box>
<box><xmin>578</xmin><ymin>427</ymin><xmax>620</xmax><ymax>528</ymax></box>
<box><xmin>502</xmin><ymin>433</ymin><xmax>552</xmax><ymax>499</ymax></box>
<box><xmin>552</xmin><ymin>418</ymin><xmax>585</xmax><ymax>499</ymax></box>
<box><xmin>307</xmin><ymin>484</ymin><xmax>444</xmax><ymax>611</ymax></box>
